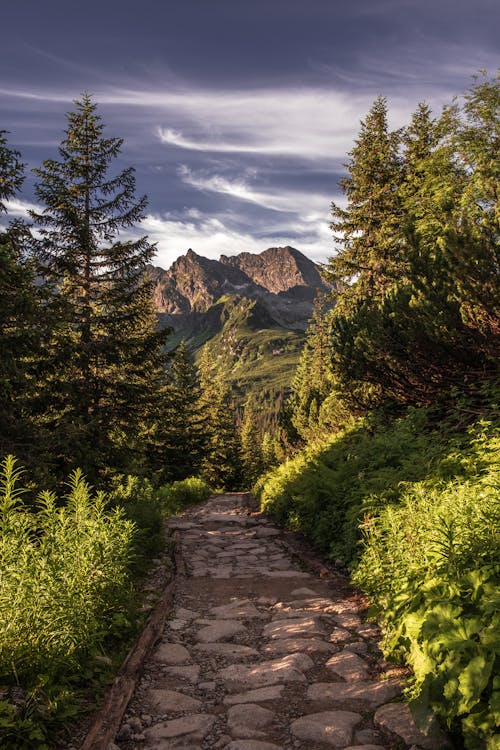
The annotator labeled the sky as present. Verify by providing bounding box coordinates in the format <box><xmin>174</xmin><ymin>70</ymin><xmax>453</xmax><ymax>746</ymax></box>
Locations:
<box><xmin>1</xmin><ymin>0</ymin><xmax>498</xmax><ymax>269</ymax></box>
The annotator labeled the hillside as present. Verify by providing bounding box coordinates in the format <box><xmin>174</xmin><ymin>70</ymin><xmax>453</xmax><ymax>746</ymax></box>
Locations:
<box><xmin>148</xmin><ymin>246</ymin><xmax>331</xmax><ymax>420</ymax></box>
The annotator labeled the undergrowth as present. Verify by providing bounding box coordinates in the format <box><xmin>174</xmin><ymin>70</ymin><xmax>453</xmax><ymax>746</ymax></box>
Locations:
<box><xmin>255</xmin><ymin>390</ymin><xmax>499</xmax><ymax>749</ymax></box>
<box><xmin>0</xmin><ymin>459</ymin><xmax>212</xmax><ymax>749</ymax></box>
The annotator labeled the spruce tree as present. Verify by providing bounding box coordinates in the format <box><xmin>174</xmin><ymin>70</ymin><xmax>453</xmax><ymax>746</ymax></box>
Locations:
<box><xmin>326</xmin><ymin>97</ymin><xmax>403</xmax><ymax>307</ymax></box>
<box><xmin>240</xmin><ymin>398</ymin><xmax>264</xmax><ymax>487</ymax></box>
<box><xmin>31</xmin><ymin>94</ymin><xmax>168</xmax><ymax>478</ymax></box>
<box><xmin>0</xmin><ymin>133</ymin><xmax>42</xmax><ymax>462</ymax></box>
<box><xmin>152</xmin><ymin>340</ymin><xmax>207</xmax><ymax>482</ymax></box>
<box><xmin>198</xmin><ymin>346</ymin><xmax>241</xmax><ymax>489</ymax></box>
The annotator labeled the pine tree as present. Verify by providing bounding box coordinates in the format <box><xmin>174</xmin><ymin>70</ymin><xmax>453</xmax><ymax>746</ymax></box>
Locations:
<box><xmin>30</xmin><ymin>94</ymin><xmax>168</xmax><ymax>478</ymax></box>
<box><xmin>198</xmin><ymin>346</ymin><xmax>241</xmax><ymax>489</ymax></box>
<box><xmin>0</xmin><ymin>133</ymin><xmax>42</xmax><ymax>462</ymax></box>
<box><xmin>326</xmin><ymin>97</ymin><xmax>403</xmax><ymax>307</ymax></box>
<box><xmin>240</xmin><ymin>398</ymin><xmax>264</xmax><ymax>487</ymax></box>
<box><xmin>152</xmin><ymin>340</ymin><xmax>207</xmax><ymax>482</ymax></box>
<box><xmin>285</xmin><ymin>294</ymin><xmax>334</xmax><ymax>441</ymax></box>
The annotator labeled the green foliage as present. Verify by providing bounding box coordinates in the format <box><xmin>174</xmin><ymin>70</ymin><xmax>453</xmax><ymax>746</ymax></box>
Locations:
<box><xmin>155</xmin><ymin>476</ymin><xmax>212</xmax><ymax>514</ymax></box>
<box><xmin>198</xmin><ymin>347</ymin><xmax>242</xmax><ymax>489</ymax></box>
<box><xmin>149</xmin><ymin>340</ymin><xmax>207</xmax><ymax>483</ymax></box>
<box><xmin>0</xmin><ymin>456</ymin><xmax>136</xmax><ymax>748</ymax></box>
<box><xmin>354</xmin><ymin>423</ymin><xmax>499</xmax><ymax>749</ymax></box>
<box><xmin>256</xmin><ymin>391</ymin><xmax>499</xmax><ymax>748</ymax></box>
<box><xmin>30</xmin><ymin>94</ymin><xmax>169</xmax><ymax>481</ymax></box>
<box><xmin>322</xmin><ymin>74</ymin><xmax>499</xmax><ymax>414</ymax></box>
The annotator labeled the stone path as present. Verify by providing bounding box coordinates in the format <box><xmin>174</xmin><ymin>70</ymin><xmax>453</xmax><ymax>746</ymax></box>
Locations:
<box><xmin>112</xmin><ymin>494</ymin><xmax>447</xmax><ymax>750</ymax></box>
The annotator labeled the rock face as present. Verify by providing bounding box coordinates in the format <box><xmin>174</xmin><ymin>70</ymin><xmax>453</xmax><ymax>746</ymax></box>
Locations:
<box><xmin>149</xmin><ymin>245</ymin><xmax>330</xmax><ymax>329</ymax></box>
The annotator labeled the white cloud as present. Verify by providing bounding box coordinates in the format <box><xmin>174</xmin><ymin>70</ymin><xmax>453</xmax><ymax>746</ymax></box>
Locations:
<box><xmin>139</xmin><ymin>208</ymin><xmax>335</xmax><ymax>270</ymax></box>
<box><xmin>4</xmin><ymin>198</ymin><xmax>39</xmax><ymax>218</ymax></box>
<box><xmin>177</xmin><ymin>165</ymin><xmax>332</xmax><ymax>215</ymax></box>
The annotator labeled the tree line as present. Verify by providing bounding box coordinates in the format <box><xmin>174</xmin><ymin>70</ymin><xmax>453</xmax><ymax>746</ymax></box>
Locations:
<box><xmin>0</xmin><ymin>94</ymin><xmax>270</xmax><ymax>490</ymax></box>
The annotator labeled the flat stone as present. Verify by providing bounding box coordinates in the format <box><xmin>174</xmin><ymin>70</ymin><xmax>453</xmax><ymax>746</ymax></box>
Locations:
<box><xmin>165</xmin><ymin>664</ymin><xmax>201</xmax><ymax>682</ymax></box>
<box><xmin>326</xmin><ymin>651</ymin><xmax>370</xmax><ymax>681</ymax></box>
<box><xmin>255</xmin><ymin>527</ymin><xmax>280</xmax><ymax>537</ymax></box>
<box><xmin>204</xmin><ymin>513</ymin><xmax>249</xmax><ymax>524</ymax></box>
<box><xmin>261</xmin><ymin>637</ymin><xmax>336</xmax><ymax>655</ymax></box>
<box><xmin>223</xmin><ymin>685</ymin><xmax>285</xmax><ymax>706</ymax></box>
<box><xmin>147</xmin><ymin>688</ymin><xmax>201</xmax><ymax>712</ymax></box>
<box><xmin>174</xmin><ymin>607</ymin><xmax>199</xmax><ymax>620</ymax></box>
<box><xmin>196</xmin><ymin>620</ymin><xmax>247</xmax><ymax>643</ymax></box>
<box><xmin>374</xmin><ymin>702</ymin><xmax>448</xmax><ymax>749</ymax></box>
<box><xmin>329</xmin><ymin>627</ymin><xmax>352</xmax><ymax>643</ymax></box>
<box><xmin>227</xmin><ymin>703</ymin><xmax>275</xmax><ymax>738</ymax></box>
<box><xmin>307</xmin><ymin>680</ymin><xmax>403</xmax><ymax>707</ymax></box>
<box><xmin>225</xmin><ymin>742</ymin><xmax>282</xmax><ymax>750</ymax></box>
<box><xmin>210</xmin><ymin>599</ymin><xmax>262</xmax><ymax>619</ymax></box>
<box><xmin>344</xmin><ymin>746</ymin><xmax>385</xmax><ymax>750</ymax></box>
<box><xmin>335</xmin><ymin>612</ymin><xmax>363</xmax><ymax>629</ymax></box>
<box><xmin>169</xmin><ymin>619</ymin><xmax>188</xmax><ymax>631</ymax></box>
<box><xmin>219</xmin><ymin>653</ymin><xmax>313</xmax><ymax>691</ymax></box>
<box><xmin>193</xmin><ymin>643</ymin><xmax>259</xmax><ymax>658</ymax></box>
<box><xmin>291</xmin><ymin>710</ymin><xmax>362</xmax><ymax>747</ymax></box>
<box><xmin>145</xmin><ymin>714</ymin><xmax>215</xmax><ymax>742</ymax></box>
<box><xmin>153</xmin><ymin>643</ymin><xmax>191</xmax><ymax>665</ymax></box>
<box><xmin>290</xmin><ymin>587</ymin><xmax>319</xmax><ymax>598</ymax></box>
<box><xmin>290</xmin><ymin>597</ymin><xmax>339</xmax><ymax>614</ymax></box>
<box><xmin>263</xmin><ymin>617</ymin><xmax>324</xmax><ymax>639</ymax></box>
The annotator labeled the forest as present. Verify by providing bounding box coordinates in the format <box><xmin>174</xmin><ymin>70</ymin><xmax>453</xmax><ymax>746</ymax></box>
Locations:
<box><xmin>0</xmin><ymin>72</ymin><xmax>498</xmax><ymax>748</ymax></box>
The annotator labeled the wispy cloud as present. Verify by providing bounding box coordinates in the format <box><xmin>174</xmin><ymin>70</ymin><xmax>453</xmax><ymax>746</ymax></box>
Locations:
<box><xmin>177</xmin><ymin>165</ymin><xmax>332</xmax><ymax>215</ymax></box>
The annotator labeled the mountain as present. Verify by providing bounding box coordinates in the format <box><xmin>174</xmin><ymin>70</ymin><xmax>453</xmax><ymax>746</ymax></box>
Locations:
<box><xmin>149</xmin><ymin>246</ymin><xmax>331</xmax><ymax>422</ymax></box>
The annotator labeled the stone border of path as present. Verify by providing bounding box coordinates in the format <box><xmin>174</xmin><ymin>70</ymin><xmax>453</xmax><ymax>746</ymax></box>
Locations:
<box><xmin>79</xmin><ymin>530</ymin><xmax>184</xmax><ymax>750</ymax></box>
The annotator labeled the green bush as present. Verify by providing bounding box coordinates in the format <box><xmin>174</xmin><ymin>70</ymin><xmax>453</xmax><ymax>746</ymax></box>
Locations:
<box><xmin>0</xmin><ymin>456</ymin><xmax>136</xmax><ymax>748</ymax></box>
<box><xmin>108</xmin><ymin>475</ymin><xmax>164</xmax><ymax>568</ymax></box>
<box><xmin>354</xmin><ymin>424</ymin><xmax>499</xmax><ymax>749</ymax></box>
<box><xmin>156</xmin><ymin>476</ymin><xmax>212</xmax><ymax>514</ymax></box>
<box><xmin>256</xmin><ymin>403</ymin><xmax>499</xmax><ymax>749</ymax></box>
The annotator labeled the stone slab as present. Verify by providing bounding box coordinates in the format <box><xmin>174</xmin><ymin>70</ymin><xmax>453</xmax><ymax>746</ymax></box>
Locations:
<box><xmin>145</xmin><ymin>714</ymin><xmax>215</xmax><ymax>742</ymax></box>
<box><xmin>193</xmin><ymin>643</ymin><xmax>259</xmax><ymax>658</ymax></box>
<box><xmin>225</xmin><ymin>742</ymin><xmax>282</xmax><ymax>750</ymax></box>
<box><xmin>223</xmin><ymin>685</ymin><xmax>285</xmax><ymax>706</ymax></box>
<box><xmin>263</xmin><ymin>617</ymin><xmax>324</xmax><ymax>639</ymax></box>
<box><xmin>227</xmin><ymin>703</ymin><xmax>275</xmax><ymax>739</ymax></box>
<box><xmin>210</xmin><ymin>598</ymin><xmax>262</xmax><ymax>619</ymax></box>
<box><xmin>291</xmin><ymin>710</ymin><xmax>362</xmax><ymax>747</ymax></box>
<box><xmin>147</xmin><ymin>688</ymin><xmax>201</xmax><ymax>713</ymax></box>
<box><xmin>165</xmin><ymin>664</ymin><xmax>201</xmax><ymax>682</ymax></box>
<box><xmin>307</xmin><ymin>680</ymin><xmax>403</xmax><ymax>707</ymax></box>
<box><xmin>326</xmin><ymin>650</ymin><xmax>370</xmax><ymax>681</ymax></box>
<box><xmin>374</xmin><ymin>702</ymin><xmax>449</xmax><ymax>749</ymax></box>
<box><xmin>153</xmin><ymin>643</ymin><xmax>191</xmax><ymax>665</ymax></box>
<box><xmin>196</xmin><ymin>620</ymin><xmax>247</xmax><ymax>643</ymax></box>
<box><xmin>219</xmin><ymin>653</ymin><xmax>312</xmax><ymax>691</ymax></box>
<box><xmin>261</xmin><ymin>637</ymin><xmax>336</xmax><ymax>656</ymax></box>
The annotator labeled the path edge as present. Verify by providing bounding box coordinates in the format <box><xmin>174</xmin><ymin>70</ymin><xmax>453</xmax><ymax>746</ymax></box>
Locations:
<box><xmin>79</xmin><ymin>529</ymin><xmax>182</xmax><ymax>750</ymax></box>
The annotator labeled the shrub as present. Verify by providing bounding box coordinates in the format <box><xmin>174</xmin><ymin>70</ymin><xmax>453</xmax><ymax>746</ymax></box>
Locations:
<box><xmin>0</xmin><ymin>456</ymin><xmax>136</xmax><ymax>748</ymax></box>
<box><xmin>156</xmin><ymin>476</ymin><xmax>212</xmax><ymax>514</ymax></box>
<box><xmin>354</xmin><ymin>424</ymin><xmax>499</xmax><ymax>749</ymax></box>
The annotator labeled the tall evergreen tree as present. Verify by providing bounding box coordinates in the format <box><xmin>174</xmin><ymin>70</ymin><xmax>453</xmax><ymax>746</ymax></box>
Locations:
<box><xmin>0</xmin><ymin>133</ymin><xmax>42</xmax><ymax>462</ymax></box>
<box><xmin>240</xmin><ymin>398</ymin><xmax>264</xmax><ymax>487</ymax></box>
<box><xmin>326</xmin><ymin>97</ymin><xmax>403</xmax><ymax>307</ymax></box>
<box><xmin>198</xmin><ymin>346</ymin><xmax>241</xmax><ymax>489</ymax></box>
<box><xmin>30</xmin><ymin>94</ymin><xmax>168</xmax><ymax>478</ymax></box>
<box><xmin>151</xmin><ymin>340</ymin><xmax>207</xmax><ymax>482</ymax></box>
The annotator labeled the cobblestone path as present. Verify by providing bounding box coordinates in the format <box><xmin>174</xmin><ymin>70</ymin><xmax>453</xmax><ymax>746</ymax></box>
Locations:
<box><xmin>113</xmin><ymin>494</ymin><xmax>447</xmax><ymax>750</ymax></box>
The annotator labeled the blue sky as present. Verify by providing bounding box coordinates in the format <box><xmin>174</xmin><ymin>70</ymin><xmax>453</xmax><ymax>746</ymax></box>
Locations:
<box><xmin>2</xmin><ymin>0</ymin><xmax>498</xmax><ymax>268</ymax></box>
